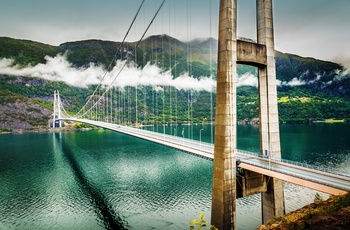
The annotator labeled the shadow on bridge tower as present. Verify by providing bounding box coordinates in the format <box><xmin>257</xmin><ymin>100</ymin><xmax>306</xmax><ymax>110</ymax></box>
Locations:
<box><xmin>211</xmin><ymin>0</ymin><xmax>284</xmax><ymax>229</ymax></box>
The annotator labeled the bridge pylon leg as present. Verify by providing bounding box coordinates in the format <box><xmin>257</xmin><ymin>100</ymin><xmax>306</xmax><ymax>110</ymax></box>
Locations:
<box><xmin>257</xmin><ymin>0</ymin><xmax>285</xmax><ymax>222</ymax></box>
<box><xmin>211</xmin><ymin>0</ymin><xmax>237</xmax><ymax>229</ymax></box>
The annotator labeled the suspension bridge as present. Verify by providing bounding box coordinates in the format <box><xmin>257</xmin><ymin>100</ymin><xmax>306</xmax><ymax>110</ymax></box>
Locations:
<box><xmin>54</xmin><ymin>96</ymin><xmax>350</xmax><ymax>196</ymax></box>
<box><xmin>51</xmin><ymin>0</ymin><xmax>350</xmax><ymax>229</ymax></box>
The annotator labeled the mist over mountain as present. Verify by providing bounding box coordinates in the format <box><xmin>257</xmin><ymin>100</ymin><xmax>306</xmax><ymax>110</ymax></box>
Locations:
<box><xmin>0</xmin><ymin>35</ymin><xmax>349</xmax><ymax>132</ymax></box>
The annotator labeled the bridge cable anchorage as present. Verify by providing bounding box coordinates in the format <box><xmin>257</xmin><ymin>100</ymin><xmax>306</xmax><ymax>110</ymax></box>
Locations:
<box><xmin>74</xmin><ymin>0</ymin><xmax>146</xmax><ymax>119</ymax></box>
<box><xmin>77</xmin><ymin>0</ymin><xmax>166</xmax><ymax>120</ymax></box>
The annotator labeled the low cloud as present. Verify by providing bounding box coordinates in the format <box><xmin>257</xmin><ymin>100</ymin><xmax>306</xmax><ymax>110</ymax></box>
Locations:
<box><xmin>333</xmin><ymin>56</ymin><xmax>350</xmax><ymax>76</ymax></box>
<box><xmin>4</xmin><ymin>55</ymin><xmax>345</xmax><ymax>91</ymax></box>
<box><xmin>0</xmin><ymin>54</ymin><xmax>216</xmax><ymax>92</ymax></box>
<box><xmin>235</xmin><ymin>73</ymin><xmax>307</xmax><ymax>88</ymax></box>
<box><xmin>0</xmin><ymin>55</ymin><xmax>103</xmax><ymax>87</ymax></box>
<box><xmin>111</xmin><ymin>62</ymin><xmax>215</xmax><ymax>92</ymax></box>
<box><xmin>237</xmin><ymin>73</ymin><xmax>258</xmax><ymax>87</ymax></box>
<box><xmin>278</xmin><ymin>77</ymin><xmax>306</xmax><ymax>87</ymax></box>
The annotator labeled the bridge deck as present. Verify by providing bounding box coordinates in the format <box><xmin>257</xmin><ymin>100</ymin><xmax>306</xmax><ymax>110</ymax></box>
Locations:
<box><xmin>61</xmin><ymin>118</ymin><xmax>350</xmax><ymax>195</ymax></box>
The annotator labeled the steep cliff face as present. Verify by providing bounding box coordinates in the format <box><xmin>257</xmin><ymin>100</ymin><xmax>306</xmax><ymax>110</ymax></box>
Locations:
<box><xmin>0</xmin><ymin>90</ymin><xmax>52</xmax><ymax>132</ymax></box>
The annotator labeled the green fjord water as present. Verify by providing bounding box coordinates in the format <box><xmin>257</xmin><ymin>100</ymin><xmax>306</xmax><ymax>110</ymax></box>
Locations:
<box><xmin>0</xmin><ymin>123</ymin><xmax>349</xmax><ymax>230</ymax></box>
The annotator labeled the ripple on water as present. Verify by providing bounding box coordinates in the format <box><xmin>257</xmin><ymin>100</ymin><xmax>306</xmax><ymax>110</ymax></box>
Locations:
<box><xmin>2</xmin><ymin>128</ymin><xmax>349</xmax><ymax>230</ymax></box>
<box><xmin>284</xmin><ymin>182</ymin><xmax>329</xmax><ymax>213</ymax></box>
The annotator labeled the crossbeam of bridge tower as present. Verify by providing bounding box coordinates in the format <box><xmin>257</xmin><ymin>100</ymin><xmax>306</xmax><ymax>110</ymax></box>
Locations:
<box><xmin>212</xmin><ymin>0</ymin><xmax>284</xmax><ymax>228</ymax></box>
<box><xmin>53</xmin><ymin>90</ymin><xmax>62</xmax><ymax>128</ymax></box>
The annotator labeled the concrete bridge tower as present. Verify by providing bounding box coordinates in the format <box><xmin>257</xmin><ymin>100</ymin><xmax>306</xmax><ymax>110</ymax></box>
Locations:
<box><xmin>53</xmin><ymin>90</ymin><xmax>62</xmax><ymax>128</ymax></box>
<box><xmin>211</xmin><ymin>0</ymin><xmax>284</xmax><ymax>229</ymax></box>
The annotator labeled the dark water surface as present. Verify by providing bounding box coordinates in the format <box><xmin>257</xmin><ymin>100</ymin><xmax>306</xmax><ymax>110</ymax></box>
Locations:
<box><xmin>0</xmin><ymin>123</ymin><xmax>349</xmax><ymax>229</ymax></box>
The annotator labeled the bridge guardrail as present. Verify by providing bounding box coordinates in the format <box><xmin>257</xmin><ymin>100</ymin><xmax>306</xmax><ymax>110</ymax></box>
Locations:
<box><xmin>238</xmin><ymin>156</ymin><xmax>350</xmax><ymax>192</ymax></box>
<box><xmin>237</xmin><ymin>149</ymin><xmax>350</xmax><ymax>178</ymax></box>
<box><xmin>272</xmin><ymin>156</ymin><xmax>350</xmax><ymax>178</ymax></box>
<box><xmin>137</xmin><ymin>128</ymin><xmax>350</xmax><ymax>179</ymax></box>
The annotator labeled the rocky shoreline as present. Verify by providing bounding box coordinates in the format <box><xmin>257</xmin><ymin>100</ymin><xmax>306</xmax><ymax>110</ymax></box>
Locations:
<box><xmin>257</xmin><ymin>192</ymin><xmax>350</xmax><ymax>230</ymax></box>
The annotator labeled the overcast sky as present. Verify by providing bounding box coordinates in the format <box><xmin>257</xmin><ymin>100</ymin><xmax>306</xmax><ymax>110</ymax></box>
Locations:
<box><xmin>1</xmin><ymin>0</ymin><xmax>349</xmax><ymax>68</ymax></box>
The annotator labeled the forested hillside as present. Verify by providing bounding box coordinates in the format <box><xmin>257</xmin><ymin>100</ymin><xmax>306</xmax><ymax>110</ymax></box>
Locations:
<box><xmin>0</xmin><ymin>36</ymin><xmax>349</xmax><ymax>132</ymax></box>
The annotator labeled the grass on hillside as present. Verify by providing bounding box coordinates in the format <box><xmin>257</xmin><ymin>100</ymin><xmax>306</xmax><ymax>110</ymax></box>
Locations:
<box><xmin>325</xmin><ymin>119</ymin><xmax>345</xmax><ymax>123</ymax></box>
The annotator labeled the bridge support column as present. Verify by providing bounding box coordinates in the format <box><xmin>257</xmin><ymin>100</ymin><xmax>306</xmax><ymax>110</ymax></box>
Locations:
<box><xmin>257</xmin><ymin>0</ymin><xmax>285</xmax><ymax>222</ymax></box>
<box><xmin>211</xmin><ymin>0</ymin><xmax>237</xmax><ymax>229</ymax></box>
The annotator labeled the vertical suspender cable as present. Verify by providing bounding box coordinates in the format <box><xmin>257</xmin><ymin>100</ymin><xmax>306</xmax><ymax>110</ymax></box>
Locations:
<box><xmin>118</xmin><ymin>88</ymin><xmax>120</xmax><ymax>124</ymax></box>
<box><xmin>103</xmin><ymin>91</ymin><xmax>105</xmax><ymax>122</ymax></box>
<box><xmin>123</xmin><ymin>89</ymin><xmax>126</xmax><ymax>125</ymax></box>
<box><xmin>209</xmin><ymin>0</ymin><xmax>214</xmax><ymax>145</ymax></box>
<box><xmin>118</xmin><ymin>88</ymin><xmax>121</xmax><ymax>124</ymax></box>
<box><xmin>128</xmin><ymin>87</ymin><xmax>131</xmax><ymax>125</ymax></box>
<box><xmin>163</xmin><ymin>87</ymin><xmax>165</xmax><ymax>135</ymax></box>
<box><xmin>95</xmin><ymin>96</ymin><xmax>97</xmax><ymax>121</ymax></box>
<box><xmin>135</xmin><ymin>21</ymin><xmax>138</xmax><ymax>127</ymax></box>
<box><xmin>89</xmin><ymin>98</ymin><xmax>91</xmax><ymax>120</ymax></box>
<box><xmin>161</xmin><ymin>3</ymin><xmax>165</xmax><ymax>135</ymax></box>
<box><xmin>144</xmin><ymin>86</ymin><xmax>147</xmax><ymax>126</ymax></box>
<box><xmin>98</xmin><ymin>93</ymin><xmax>99</xmax><ymax>121</ymax></box>
<box><xmin>105</xmin><ymin>86</ymin><xmax>108</xmax><ymax>122</ymax></box>
<box><xmin>136</xmin><ymin>86</ymin><xmax>138</xmax><ymax>126</ymax></box>
<box><xmin>143</xmin><ymin>5</ymin><xmax>146</xmax><ymax>127</ymax></box>
<box><xmin>169</xmin><ymin>0</ymin><xmax>172</xmax><ymax>135</ymax></box>
<box><xmin>189</xmin><ymin>0</ymin><xmax>193</xmax><ymax>140</ymax></box>
<box><xmin>106</xmin><ymin>87</ymin><xmax>108</xmax><ymax>122</ymax></box>
<box><xmin>187</xmin><ymin>0</ymin><xmax>190</xmax><ymax>139</ymax></box>
<box><xmin>114</xmin><ymin>86</ymin><xmax>120</xmax><ymax>125</ymax></box>
<box><xmin>152</xmin><ymin>89</ymin><xmax>155</xmax><ymax>131</ymax></box>
<box><xmin>156</xmin><ymin>87</ymin><xmax>158</xmax><ymax>131</ymax></box>
<box><xmin>104</xmin><ymin>89</ymin><xmax>106</xmax><ymax>121</ymax></box>
<box><xmin>110</xmin><ymin>86</ymin><xmax>113</xmax><ymax>123</ymax></box>
<box><xmin>174</xmin><ymin>0</ymin><xmax>178</xmax><ymax>132</ymax></box>
<box><xmin>154</xmin><ymin>0</ymin><xmax>158</xmax><ymax>67</ymax></box>
<box><xmin>103</xmin><ymin>87</ymin><xmax>105</xmax><ymax>121</ymax></box>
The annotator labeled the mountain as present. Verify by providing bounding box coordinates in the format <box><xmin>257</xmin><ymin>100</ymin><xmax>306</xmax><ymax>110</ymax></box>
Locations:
<box><xmin>0</xmin><ymin>36</ymin><xmax>349</xmax><ymax>132</ymax></box>
<box><xmin>0</xmin><ymin>89</ymin><xmax>52</xmax><ymax>132</ymax></box>
<box><xmin>0</xmin><ymin>37</ymin><xmax>58</xmax><ymax>66</ymax></box>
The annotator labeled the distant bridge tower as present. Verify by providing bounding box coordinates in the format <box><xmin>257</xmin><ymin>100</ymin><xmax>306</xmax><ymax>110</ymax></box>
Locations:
<box><xmin>53</xmin><ymin>90</ymin><xmax>62</xmax><ymax>128</ymax></box>
<box><xmin>211</xmin><ymin>0</ymin><xmax>284</xmax><ymax>229</ymax></box>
